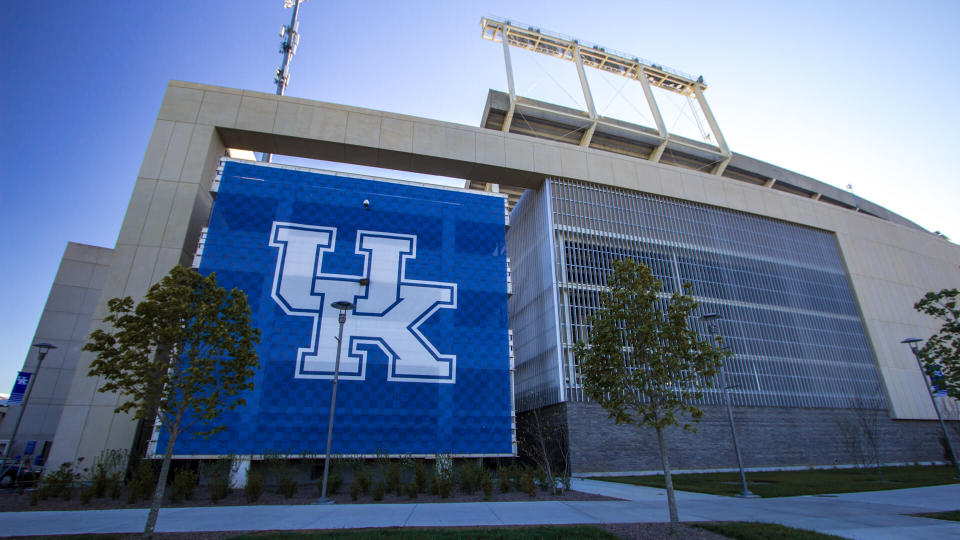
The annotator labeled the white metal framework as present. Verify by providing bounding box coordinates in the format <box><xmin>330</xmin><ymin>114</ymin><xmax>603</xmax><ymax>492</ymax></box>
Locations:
<box><xmin>481</xmin><ymin>16</ymin><xmax>730</xmax><ymax>175</ymax></box>
<box><xmin>507</xmin><ymin>179</ymin><xmax>888</xmax><ymax>412</ymax></box>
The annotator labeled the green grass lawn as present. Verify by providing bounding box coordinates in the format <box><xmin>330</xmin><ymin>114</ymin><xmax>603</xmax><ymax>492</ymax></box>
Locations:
<box><xmin>227</xmin><ymin>526</ymin><xmax>620</xmax><ymax>539</ymax></box>
<box><xmin>912</xmin><ymin>510</ymin><xmax>960</xmax><ymax>522</ymax></box>
<box><xmin>694</xmin><ymin>521</ymin><xmax>846</xmax><ymax>539</ymax></box>
<box><xmin>590</xmin><ymin>465</ymin><xmax>959</xmax><ymax>498</ymax></box>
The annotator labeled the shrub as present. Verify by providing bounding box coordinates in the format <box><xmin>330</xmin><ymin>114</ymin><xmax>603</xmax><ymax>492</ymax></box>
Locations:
<box><xmin>90</xmin><ymin>465</ymin><xmax>109</xmax><ymax>499</ymax></box>
<box><xmin>534</xmin><ymin>466</ymin><xmax>549</xmax><ymax>490</ymax></box>
<box><xmin>128</xmin><ymin>460</ymin><xmax>157</xmax><ymax>504</ymax></box>
<box><xmin>405</xmin><ymin>480</ymin><xmax>418</xmax><ymax>499</ymax></box>
<box><xmin>429</xmin><ymin>468</ymin><xmax>439</xmax><ymax>496</ymax></box>
<box><xmin>209</xmin><ymin>475</ymin><xmax>231</xmax><ymax>503</ymax></box>
<box><xmin>81</xmin><ymin>486</ymin><xmax>94</xmax><ymax>504</ymax></box>
<box><xmin>458</xmin><ymin>461</ymin><xmax>483</xmax><ymax>494</ymax></box>
<box><xmin>560</xmin><ymin>471</ymin><xmax>571</xmax><ymax>492</ymax></box>
<box><xmin>481</xmin><ymin>469</ymin><xmax>494</xmax><ymax>500</ymax></box>
<box><xmin>245</xmin><ymin>469</ymin><xmax>263</xmax><ymax>503</ymax></box>
<box><xmin>386</xmin><ymin>461</ymin><xmax>402</xmax><ymax>495</ymax></box>
<box><xmin>38</xmin><ymin>462</ymin><xmax>78</xmax><ymax>501</ymax></box>
<box><xmin>350</xmin><ymin>480</ymin><xmax>360</xmax><ymax>501</ymax></box>
<box><xmin>89</xmin><ymin>449</ymin><xmax>127</xmax><ymax>499</ymax></box>
<box><xmin>372</xmin><ymin>480</ymin><xmax>385</xmax><ymax>501</ymax></box>
<box><xmin>497</xmin><ymin>464</ymin><xmax>511</xmax><ymax>493</ymax></box>
<box><xmin>170</xmin><ymin>469</ymin><xmax>197</xmax><ymax>503</ymax></box>
<box><xmin>413</xmin><ymin>460</ymin><xmax>428</xmax><ymax>494</ymax></box>
<box><xmin>510</xmin><ymin>464</ymin><xmax>523</xmax><ymax>492</ymax></box>
<box><xmin>521</xmin><ymin>468</ymin><xmax>537</xmax><ymax>497</ymax></box>
<box><xmin>355</xmin><ymin>466</ymin><xmax>370</xmax><ymax>495</ymax></box>
<box><xmin>319</xmin><ymin>471</ymin><xmax>342</xmax><ymax>496</ymax></box>
<box><xmin>277</xmin><ymin>475</ymin><xmax>298</xmax><ymax>499</ymax></box>
<box><xmin>208</xmin><ymin>458</ymin><xmax>233</xmax><ymax>503</ymax></box>
<box><xmin>435</xmin><ymin>466</ymin><xmax>455</xmax><ymax>499</ymax></box>
<box><xmin>108</xmin><ymin>471</ymin><xmax>124</xmax><ymax>500</ymax></box>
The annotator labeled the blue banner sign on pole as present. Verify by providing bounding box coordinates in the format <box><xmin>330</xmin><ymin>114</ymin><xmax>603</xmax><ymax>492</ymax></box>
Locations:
<box><xmin>8</xmin><ymin>371</ymin><xmax>32</xmax><ymax>405</ymax></box>
<box><xmin>926</xmin><ymin>364</ymin><xmax>947</xmax><ymax>397</ymax></box>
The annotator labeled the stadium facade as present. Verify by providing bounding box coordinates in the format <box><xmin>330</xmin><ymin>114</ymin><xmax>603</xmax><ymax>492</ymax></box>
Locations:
<box><xmin>5</xmin><ymin>78</ymin><xmax>958</xmax><ymax>474</ymax></box>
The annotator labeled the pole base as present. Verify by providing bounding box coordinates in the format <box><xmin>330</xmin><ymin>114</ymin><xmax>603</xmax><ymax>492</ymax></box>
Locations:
<box><xmin>736</xmin><ymin>491</ymin><xmax>760</xmax><ymax>498</ymax></box>
<box><xmin>313</xmin><ymin>497</ymin><xmax>335</xmax><ymax>505</ymax></box>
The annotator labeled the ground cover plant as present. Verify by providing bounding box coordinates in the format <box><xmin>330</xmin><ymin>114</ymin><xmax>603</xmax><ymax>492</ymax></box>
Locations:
<box><xmin>1</xmin><ymin>459</ymin><xmax>610</xmax><ymax>513</ymax></box>
<box><xmin>591</xmin><ymin>464</ymin><xmax>959</xmax><ymax>497</ymax></box>
<box><xmin>693</xmin><ymin>521</ymin><xmax>846</xmax><ymax>539</ymax></box>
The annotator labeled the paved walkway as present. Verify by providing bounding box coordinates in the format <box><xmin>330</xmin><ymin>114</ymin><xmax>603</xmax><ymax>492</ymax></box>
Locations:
<box><xmin>1</xmin><ymin>480</ymin><xmax>958</xmax><ymax>539</ymax></box>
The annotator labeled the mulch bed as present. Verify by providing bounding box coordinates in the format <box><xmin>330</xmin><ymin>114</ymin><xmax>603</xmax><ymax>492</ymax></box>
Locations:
<box><xmin>0</xmin><ymin>484</ymin><xmax>618</xmax><ymax>513</ymax></box>
<box><xmin>602</xmin><ymin>523</ymin><xmax>729</xmax><ymax>539</ymax></box>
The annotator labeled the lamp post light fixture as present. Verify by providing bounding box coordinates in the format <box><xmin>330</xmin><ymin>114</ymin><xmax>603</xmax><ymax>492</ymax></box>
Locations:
<box><xmin>701</xmin><ymin>313</ymin><xmax>757</xmax><ymax>498</ymax></box>
<box><xmin>2</xmin><ymin>343</ymin><xmax>57</xmax><ymax>465</ymax></box>
<box><xmin>318</xmin><ymin>301</ymin><xmax>355</xmax><ymax>503</ymax></box>
<box><xmin>901</xmin><ymin>337</ymin><xmax>960</xmax><ymax>478</ymax></box>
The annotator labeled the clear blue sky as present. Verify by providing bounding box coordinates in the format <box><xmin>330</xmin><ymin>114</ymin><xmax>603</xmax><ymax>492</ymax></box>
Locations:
<box><xmin>1</xmin><ymin>0</ymin><xmax>958</xmax><ymax>393</ymax></box>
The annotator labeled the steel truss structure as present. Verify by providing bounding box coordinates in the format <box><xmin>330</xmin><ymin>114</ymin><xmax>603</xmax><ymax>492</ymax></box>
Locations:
<box><xmin>481</xmin><ymin>16</ymin><xmax>730</xmax><ymax>175</ymax></box>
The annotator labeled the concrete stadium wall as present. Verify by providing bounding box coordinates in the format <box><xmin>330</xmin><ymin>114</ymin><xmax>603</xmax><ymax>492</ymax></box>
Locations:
<box><xmin>1</xmin><ymin>243</ymin><xmax>111</xmax><ymax>460</ymax></box>
<box><xmin>46</xmin><ymin>80</ymin><xmax>960</xmax><ymax>469</ymax></box>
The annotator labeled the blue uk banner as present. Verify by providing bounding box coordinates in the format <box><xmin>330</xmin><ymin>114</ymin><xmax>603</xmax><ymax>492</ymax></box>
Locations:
<box><xmin>8</xmin><ymin>371</ymin><xmax>31</xmax><ymax>405</ymax></box>
<box><xmin>156</xmin><ymin>160</ymin><xmax>513</xmax><ymax>457</ymax></box>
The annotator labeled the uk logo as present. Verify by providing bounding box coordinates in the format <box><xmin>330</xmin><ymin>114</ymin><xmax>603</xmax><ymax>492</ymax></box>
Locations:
<box><xmin>269</xmin><ymin>222</ymin><xmax>458</xmax><ymax>384</ymax></box>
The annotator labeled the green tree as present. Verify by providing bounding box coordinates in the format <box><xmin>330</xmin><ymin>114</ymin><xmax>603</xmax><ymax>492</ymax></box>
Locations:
<box><xmin>914</xmin><ymin>287</ymin><xmax>959</xmax><ymax>400</ymax></box>
<box><xmin>573</xmin><ymin>259</ymin><xmax>725</xmax><ymax>534</ymax></box>
<box><xmin>84</xmin><ymin>266</ymin><xmax>260</xmax><ymax>539</ymax></box>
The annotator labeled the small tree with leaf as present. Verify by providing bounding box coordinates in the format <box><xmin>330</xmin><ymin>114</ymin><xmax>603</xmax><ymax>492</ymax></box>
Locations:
<box><xmin>574</xmin><ymin>259</ymin><xmax>725</xmax><ymax>534</ymax></box>
<box><xmin>84</xmin><ymin>266</ymin><xmax>260</xmax><ymax>539</ymax></box>
<box><xmin>914</xmin><ymin>287</ymin><xmax>960</xmax><ymax>400</ymax></box>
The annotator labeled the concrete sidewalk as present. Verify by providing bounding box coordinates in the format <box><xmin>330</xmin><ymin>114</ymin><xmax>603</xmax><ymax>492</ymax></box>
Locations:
<box><xmin>574</xmin><ymin>479</ymin><xmax>960</xmax><ymax>539</ymax></box>
<box><xmin>0</xmin><ymin>480</ymin><xmax>958</xmax><ymax>539</ymax></box>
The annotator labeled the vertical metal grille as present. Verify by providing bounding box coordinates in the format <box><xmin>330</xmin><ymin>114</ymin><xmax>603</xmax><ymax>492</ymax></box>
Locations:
<box><xmin>507</xmin><ymin>187</ymin><xmax>565</xmax><ymax>411</ymax></box>
<box><xmin>548</xmin><ymin>178</ymin><xmax>886</xmax><ymax>410</ymax></box>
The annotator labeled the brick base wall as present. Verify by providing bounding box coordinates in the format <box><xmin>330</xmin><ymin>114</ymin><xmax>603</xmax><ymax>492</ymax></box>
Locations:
<box><xmin>562</xmin><ymin>401</ymin><xmax>959</xmax><ymax>473</ymax></box>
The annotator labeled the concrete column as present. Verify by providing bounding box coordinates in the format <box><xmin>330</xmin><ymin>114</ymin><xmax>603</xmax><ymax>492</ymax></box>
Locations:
<box><xmin>573</xmin><ymin>45</ymin><xmax>598</xmax><ymax>147</ymax></box>
<box><xmin>636</xmin><ymin>67</ymin><xmax>668</xmax><ymax>163</ymax></box>
<box><xmin>231</xmin><ymin>457</ymin><xmax>250</xmax><ymax>488</ymax></box>
<box><xmin>501</xmin><ymin>28</ymin><xmax>517</xmax><ymax>133</ymax></box>
<box><xmin>47</xmin><ymin>83</ymin><xmax>226</xmax><ymax>469</ymax></box>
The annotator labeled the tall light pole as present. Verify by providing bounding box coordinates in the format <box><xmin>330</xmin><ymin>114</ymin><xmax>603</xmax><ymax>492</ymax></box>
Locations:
<box><xmin>701</xmin><ymin>314</ymin><xmax>757</xmax><ymax>498</ymax></box>
<box><xmin>2</xmin><ymin>343</ymin><xmax>57</xmax><ymax>464</ymax></box>
<box><xmin>901</xmin><ymin>337</ymin><xmax>960</xmax><ymax>478</ymax></box>
<box><xmin>318</xmin><ymin>300</ymin><xmax>354</xmax><ymax>503</ymax></box>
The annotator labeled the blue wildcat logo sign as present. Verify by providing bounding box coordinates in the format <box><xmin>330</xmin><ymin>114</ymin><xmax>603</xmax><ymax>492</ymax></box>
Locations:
<box><xmin>269</xmin><ymin>222</ymin><xmax>458</xmax><ymax>383</ymax></box>
<box><xmin>159</xmin><ymin>162</ymin><xmax>513</xmax><ymax>457</ymax></box>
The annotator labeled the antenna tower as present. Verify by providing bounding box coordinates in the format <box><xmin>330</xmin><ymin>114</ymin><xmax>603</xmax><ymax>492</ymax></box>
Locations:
<box><xmin>264</xmin><ymin>0</ymin><xmax>305</xmax><ymax>162</ymax></box>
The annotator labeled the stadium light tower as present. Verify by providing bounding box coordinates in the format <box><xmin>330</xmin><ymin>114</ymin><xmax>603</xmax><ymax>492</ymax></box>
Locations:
<box><xmin>701</xmin><ymin>314</ymin><xmax>757</xmax><ymax>498</ymax></box>
<box><xmin>264</xmin><ymin>0</ymin><xmax>305</xmax><ymax>163</ymax></box>
<box><xmin>901</xmin><ymin>338</ymin><xmax>960</xmax><ymax>478</ymax></box>
<box><xmin>318</xmin><ymin>300</ymin><xmax>355</xmax><ymax>503</ymax></box>
<box><xmin>480</xmin><ymin>16</ymin><xmax>730</xmax><ymax>174</ymax></box>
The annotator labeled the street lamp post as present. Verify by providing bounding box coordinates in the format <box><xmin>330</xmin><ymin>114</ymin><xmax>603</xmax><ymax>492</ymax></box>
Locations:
<box><xmin>901</xmin><ymin>338</ymin><xmax>960</xmax><ymax>478</ymax></box>
<box><xmin>2</xmin><ymin>343</ymin><xmax>57</xmax><ymax>465</ymax></box>
<box><xmin>318</xmin><ymin>301</ymin><xmax>355</xmax><ymax>503</ymax></box>
<box><xmin>701</xmin><ymin>314</ymin><xmax>757</xmax><ymax>498</ymax></box>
